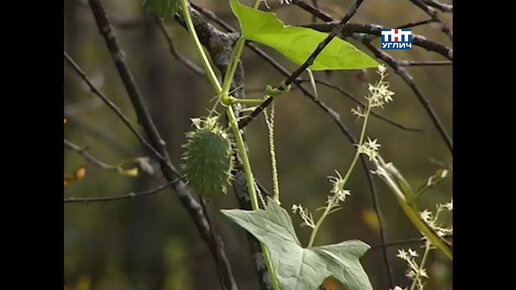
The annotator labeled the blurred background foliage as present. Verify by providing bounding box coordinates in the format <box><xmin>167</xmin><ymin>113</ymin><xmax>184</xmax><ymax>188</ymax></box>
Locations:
<box><xmin>64</xmin><ymin>0</ymin><xmax>452</xmax><ymax>289</ymax></box>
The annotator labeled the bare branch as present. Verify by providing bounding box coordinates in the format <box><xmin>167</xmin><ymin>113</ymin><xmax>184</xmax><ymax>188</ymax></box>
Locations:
<box><xmin>399</xmin><ymin>60</ymin><xmax>452</xmax><ymax>66</ymax></box>
<box><xmin>64</xmin><ymin>139</ymin><xmax>119</xmax><ymax>171</ymax></box>
<box><xmin>303</xmin><ymin>22</ymin><xmax>452</xmax><ymax>60</ymax></box>
<box><xmin>422</xmin><ymin>0</ymin><xmax>453</xmax><ymax>13</ymax></box>
<box><xmin>291</xmin><ymin>0</ymin><xmax>333</xmax><ymax>22</ymax></box>
<box><xmin>64</xmin><ymin>52</ymin><xmax>165</xmax><ymax>163</ymax></box>
<box><xmin>395</xmin><ymin>18</ymin><xmax>435</xmax><ymax>29</ymax></box>
<box><xmin>64</xmin><ymin>114</ymin><xmax>137</xmax><ymax>156</ymax></box>
<box><xmin>408</xmin><ymin>0</ymin><xmax>452</xmax><ymax>38</ymax></box>
<box><xmin>370</xmin><ymin>235</ymin><xmax>453</xmax><ymax>250</ymax></box>
<box><xmin>296</xmin><ymin>78</ymin><xmax>423</xmax><ymax>132</ymax></box>
<box><xmin>64</xmin><ymin>178</ymin><xmax>180</xmax><ymax>203</ymax></box>
<box><xmin>154</xmin><ymin>16</ymin><xmax>205</xmax><ymax>76</ymax></box>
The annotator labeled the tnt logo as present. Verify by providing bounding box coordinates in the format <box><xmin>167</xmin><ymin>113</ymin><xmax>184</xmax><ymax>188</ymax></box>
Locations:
<box><xmin>381</xmin><ymin>29</ymin><xmax>412</xmax><ymax>50</ymax></box>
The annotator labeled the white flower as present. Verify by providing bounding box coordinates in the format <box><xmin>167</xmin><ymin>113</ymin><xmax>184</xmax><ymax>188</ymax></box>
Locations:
<box><xmin>358</xmin><ymin>137</ymin><xmax>382</xmax><ymax>162</ymax></box>
<box><xmin>396</xmin><ymin>249</ymin><xmax>409</xmax><ymax>261</ymax></box>
<box><xmin>365</xmin><ymin>137</ymin><xmax>381</xmax><ymax>151</ymax></box>
<box><xmin>444</xmin><ymin>200</ymin><xmax>453</xmax><ymax>211</ymax></box>
<box><xmin>378</xmin><ymin>64</ymin><xmax>387</xmax><ymax>75</ymax></box>
<box><xmin>420</xmin><ymin>209</ymin><xmax>433</xmax><ymax>223</ymax></box>
<box><xmin>419</xmin><ymin>268</ymin><xmax>428</xmax><ymax>278</ymax></box>
<box><xmin>408</xmin><ymin>248</ymin><xmax>419</xmax><ymax>257</ymax></box>
<box><xmin>336</xmin><ymin>189</ymin><xmax>351</xmax><ymax>202</ymax></box>
<box><xmin>351</xmin><ymin>106</ymin><xmax>365</xmax><ymax>118</ymax></box>
<box><xmin>291</xmin><ymin>204</ymin><xmax>300</xmax><ymax>214</ymax></box>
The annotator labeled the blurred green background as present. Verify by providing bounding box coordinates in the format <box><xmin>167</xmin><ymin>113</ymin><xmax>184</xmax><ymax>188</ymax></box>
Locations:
<box><xmin>64</xmin><ymin>0</ymin><xmax>452</xmax><ymax>289</ymax></box>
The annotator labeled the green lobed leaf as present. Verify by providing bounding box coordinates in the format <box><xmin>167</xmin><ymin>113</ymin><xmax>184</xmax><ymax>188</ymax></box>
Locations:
<box><xmin>221</xmin><ymin>198</ymin><xmax>373</xmax><ymax>290</ymax></box>
<box><xmin>230</xmin><ymin>0</ymin><xmax>378</xmax><ymax>71</ymax></box>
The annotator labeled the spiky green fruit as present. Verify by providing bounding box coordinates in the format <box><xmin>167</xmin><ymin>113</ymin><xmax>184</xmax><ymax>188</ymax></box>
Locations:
<box><xmin>143</xmin><ymin>0</ymin><xmax>180</xmax><ymax>18</ymax></box>
<box><xmin>182</xmin><ymin>117</ymin><xmax>234</xmax><ymax>197</ymax></box>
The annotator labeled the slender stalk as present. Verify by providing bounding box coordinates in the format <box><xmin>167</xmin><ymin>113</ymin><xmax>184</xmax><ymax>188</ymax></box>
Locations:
<box><xmin>180</xmin><ymin>0</ymin><xmax>222</xmax><ymax>95</ymax></box>
<box><xmin>222</xmin><ymin>37</ymin><xmax>246</xmax><ymax>93</ymax></box>
<box><xmin>221</xmin><ymin>0</ymin><xmax>260</xmax><ymax>93</ymax></box>
<box><xmin>64</xmin><ymin>178</ymin><xmax>180</xmax><ymax>203</ymax></box>
<box><xmin>307</xmin><ymin>198</ymin><xmax>332</xmax><ymax>248</ymax></box>
<box><xmin>307</xmin><ymin>105</ymin><xmax>371</xmax><ymax>247</ymax></box>
<box><xmin>264</xmin><ymin>105</ymin><xmax>280</xmax><ymax>203</ymax></box>
<box><xmin>341</xmin><ymin>105</ymin><xmax>371</xmax><ymax>184</ymax></box>
<box><xmin>409</xmin><ymin>241</ymin><xmax>431</xmax><ymax>290</ymax></box>
<box><xmin>226</xmin><ymin>107</ymin><xmax>259</xmax><ymax>209</ymax></box>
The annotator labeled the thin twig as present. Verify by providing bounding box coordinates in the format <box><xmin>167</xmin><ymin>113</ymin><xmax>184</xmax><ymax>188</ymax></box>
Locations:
<box><xmin>422</xmin><ymin>0</ymin><xmax>452</xmax><ymax>13</ymax></box>
<box><xmin>64</xmin><ymin>114</ymin><xmax>137</xmax><ymax>156</ymax></box>
<box><xmin>311</xmin><ymin>0</ymin><xmax>318</xmax><ymax>23</ymax></box>
<box><xmin>399</xmin><ymin>60</ymin><xmax>452</xmax><ymax>66</ymax></box>
<box><xmin>292</xmin><ymin>0</ymin><xmax>333</xmax><ymax>22</ymax></box>
<box><xmin>395</xmin><ymin>18</ymin><xmax>435</xmax><ymax>29</ymax></box>
<box><xmin>64</xmin><ymin>178</ymin><xmax>180</xmax><ymax>203</ymax></box>
<box><xmin>200</xmin><ymin>196</ymin><xmax>227</xmax><ymax>290</ymax></box>
<box><xmin>297</xmin><ymin>78</ymin><xmax>423</xmax><ymax>132</ymax></box>
<box><xmin>370</xmin><ymin>235</ymin><xmax>452</xmax><ymax>250</ymax></box>
<box><xmin>154</xmin><ymin>16</ymin><xmax>205</xmax><ymax>76</ymax></box>
<box><xmin>408</xmin><ymin>0</ymin><xmax>452</xmax><ymax>39</ymax></box>
<box><xmin>64</xmin><ymin>51</ymin><xmax>166</xmax><ymax>163</ymax></box>
<box><xmin>64</xmin><ymin>139</ymin><xmax>119</xmax><ymax>171</ymax></box>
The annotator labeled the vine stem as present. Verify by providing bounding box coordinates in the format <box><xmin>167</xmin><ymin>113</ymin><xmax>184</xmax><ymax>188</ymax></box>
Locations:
<box><xmin>307</xmin><ymin>104</ymin><xmax>372</xmax><ymax>248</ymax></box>
<box><xmin>264</xmin><ymin>105</ymin><xmax>280</xmax><ymax>203</ymax></box>
<box><xmin>180</xmin><ymin>1</ymin><xmax>280</xmax><ymax>289</ymax></box>
<box><xmin>409</xmin><ymin>241</ymin><xmax>431</xmax><ymax>290</ymax></box>
<box><xmin>221</xmin><ymin>0</ymin><xmax>261</xmax><ymax>93</ymax></box>
<box><xmin>180</xmin><ymin>0</ymin><xmax>222</xmax><ymax>95</ymax></box>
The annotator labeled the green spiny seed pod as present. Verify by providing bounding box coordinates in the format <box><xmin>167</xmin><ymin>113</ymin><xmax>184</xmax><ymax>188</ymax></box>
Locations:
<box><xmin>143</xmin><ymin>0</ymin><xmax>180</xmax><ymax>18</ymax></box>
<box><xmin>182</xmin><ymin>117</ymin><xmax>234</xmax><ymax>197</ymax></box>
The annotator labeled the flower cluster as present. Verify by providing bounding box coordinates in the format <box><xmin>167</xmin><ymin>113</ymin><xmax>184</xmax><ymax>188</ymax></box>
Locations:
<box><xmin>291</xmin><ymin>203</ymin><xmax>315</xmax><ymax>228</ymax></box>
<box><xmin>420</xmin><ymin>201</ymin><xmax>453</xmax><ymax>238</ymax></box>
<box><xmin>367</xmin><ymin>64</ymin><xmax>394</xmax><ymax>108</ymax></box>
<box><xmin>357</xmin><ymin>137</ymin><xmax>381</xmax><ymax>163</ymax></box>
<box><xmin>351</xmin><ymin>64</ymin><xmax>394</xmax><ymax>119</ymax></box>
<box><xmin>327</xmin><ymin>171</ymin><xmax>351</xmax><ymax>208</ymax></box>
<box><xmin>291</xmin><ymin>171</ymin><xmax>351</xmax><ymax>229</ymax></box>
<box><xmin>397</xmin><ymin>248</ymin><xmax>428</xmax><ymax>289</ymax></box>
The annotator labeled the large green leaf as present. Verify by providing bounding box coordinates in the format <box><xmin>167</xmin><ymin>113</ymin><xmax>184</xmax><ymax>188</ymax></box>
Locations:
<box><xmin>221</xmin><ymin>198</ymin><xmax>373</xmax><ymax>290</ymax></box>
<box><xmin>230</xmin><ymin>0</ymin><xmax>378</xmax><ymax>71</ymax></box>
